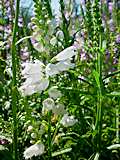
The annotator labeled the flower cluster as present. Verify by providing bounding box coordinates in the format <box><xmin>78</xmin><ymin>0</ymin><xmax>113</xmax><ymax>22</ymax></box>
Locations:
<box><xmin>21</xmin><ymin>46</ymin><xmax>78</xmax><ymax>159</ymax></box>
<box><xmin>19</xmin><ymin>60</ymin><xmax>49</xmax><ymax>96</ymax></box>
<box><xmin>42</xmin><ymin>86</ymin><xmax>66</xmax><ymax>115</ymax></box>
<box><xmin>42</xmin><ymin>86</ymin><xmax>78</xmax><ymax>127</ymax></box>
<box><xmin>42</xmin><ymin>97</ymin><xmax>77</xmax><ymax>127</ymax></box>
<box><xmin>19</xmin><ymin>46</ymin><xmax>77</xmax><ymax>96</ymax></box>
<box><xmin>44</xmin><ymin>46</ymin><xmax>77</xmax><ymax>77</ymax></box>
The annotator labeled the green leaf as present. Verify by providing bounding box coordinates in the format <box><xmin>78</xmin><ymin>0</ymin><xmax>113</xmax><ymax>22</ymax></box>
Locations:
<box><xmin>93</xmin><ymin>70</ymin><xmax>100</xmax><ymax>88</ymax></box>
<box><xmin>0</xmin><ymin>145</ymin><xmax>7</xmax><ymax>151</ymax></box>
<box><xmin>0</xmin><ymin>41</ymin><xmax>6</xmax><ymax>47</ymax></box>
<box><xmin>107</xmin><ymin>144</ymin><xmax>120</xmax><ymax>150</ymax></box>
<box><xmin>15</xmin><ymin>36</ymin><xmax>32</xmax><ymax>45</ymax></box>
<box><xmin>94</xmin><ymin>153</ymin><xmax>100</xmax><ymax>160</ymax></box>
<box><xmin>108</xmin><ymin>91</ymin><xmax>120</xmax><ymax>96</ymax></box>
<box><xmin>52</xmin><ymin>148</ymin><xmax>72</xmax><ymax>157</ymax></box>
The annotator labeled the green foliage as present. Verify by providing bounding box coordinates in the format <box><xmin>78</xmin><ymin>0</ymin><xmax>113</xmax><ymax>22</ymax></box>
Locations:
<box><xmin>0</xmin><ymin>0</ymin><xmax>120</xmax><ymax>160</ymax></box>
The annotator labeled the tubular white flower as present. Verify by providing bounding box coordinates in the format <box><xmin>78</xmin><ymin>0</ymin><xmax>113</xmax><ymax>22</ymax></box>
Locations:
<box><xmin>22</xmin><ymin>61</ymin><xmax>45</xmax><ymax>78</ymax></box>
<box><xmin>52</xmin><ymin>103</ymin><xmax>66</xmax><ymax>115</ymax></box>
<box><xmin>24</xmin><ymin>143</ymin><xmax>45</xmax><ymax>159</ymax></box>
<box><xmin>46</xmin><ymin>60</ymin><xmax>75</xmax><ymax>77</ymax></box>
<box><xmin>60</xmin><ymin>114</ymin><xmax>78</xmax><ymax>127</ymax></box>
<box><xmin>34</xmin><ymin>77</ymin><xmax>49</xmax><ymax>92</ymax></box>
<box><xmin>31</xmin><ymin>133</ymin><xmax>37</xmax><ymax>139</ymax></box>
<box><xmin>45</xmin><ymin>63</ymin><xmax>60</xmax><ymax>77</ymax></box>
<box><xmin>56</xmin><ymin>59</ymin><xmax>75</xmax><ymax>71</ymax></box>
<box><xmin>4</xmin><ymin>101</ymin><xmax>10</xmax><ymax>110</ymax></box>
<box><xmin>42</xmin><ymin>98</ymin><xmax>55</xmax><ymax>111</ymax></box>
<box><xmin>51</xmin><ymin>46</ymin><xmax>77</xmax><ymax>62</ymax></box>
<box><xmin>50</xmin><ymin>37</ymin><xmax>57</xmax><ymax>46</ymax></box>
<box><xmin>19</xmin><ymin>60</ymin><xmax>49</xmax><ymax>96</ymax></box>
<box><xmin>48</xmin><ymin>86</ymin><xmax>62</xmax><ymax>99</ymax></box>
<box><xmin>56</xmin><ymin>30</ymin><xmax>64</xmax><ymax>40</ymax></box>
<box><xmin>27</xmin><ymin>126</ymin><xmax>33</xmax><ymax>132</ymax></box>
<box><xmin>23</xmin><ymin>73</ymin><xmax>45</xmax><ymax>85</ymax></box>
<box><xmin>19</xmin><ymin>84</ymin><xmax>35</xmax><ymax>96</ymax></box>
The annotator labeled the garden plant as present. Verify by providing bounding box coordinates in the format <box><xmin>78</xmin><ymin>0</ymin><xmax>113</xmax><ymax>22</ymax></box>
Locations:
<box><xmin>0</xmin><ymin>0</ymin><xmax>120</xmax><ymax>160</ymax></box>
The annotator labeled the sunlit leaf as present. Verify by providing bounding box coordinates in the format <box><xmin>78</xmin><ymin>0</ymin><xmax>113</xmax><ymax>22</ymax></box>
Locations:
<box><xmin>107</xmin><ymin>144</ymin><xmax>120</xmax><ymax>150</ymax></box>
<box><xmin>52</xmin><ymin>148</ymin><xmax>72</xmax><ymax>157</ymax></box>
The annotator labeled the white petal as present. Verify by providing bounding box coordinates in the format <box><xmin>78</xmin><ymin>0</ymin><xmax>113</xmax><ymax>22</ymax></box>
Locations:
<box><xmin>42</xmin><ymin>98</ymin><xmax>55</xmax><ymax>110</ymax></box>
<box><xmin>24</xmin><ymin>143</ymin><xmax>45</xmax><ymax>159</ymax></box>
<box><xmin>22</xmin><ymin>61</ymin><xmax>45</xmax><ymax>76</ymax></box>
<box><xmin>48</xmin><ymin>86</ymin><xmax>62</xmax><ymax>99</ymax></box>
<box><xmin>45</xmin><ymin>63</ymin><xmax>59</xmax><ymax>77</ymax></box>
<box><xmin>56</xmin><ymin>59</ymin><xmax>75</xmax><ymax>72</ymax></box>
<box><xmin>19</xmin><ymin>85</ymin><xmax>35</xmax><ymax>97</ymax></box>
<box><xmin>52</xmin><ymin>103</ymin><xmax>66</xmax><ymax>115</ymax></box>
<box><xmin>50</xmin><ymin>37</ymin><xmax>57</xmax><ymax>46</ymax></box>
<box><xmin>60</xmin><ymin>114</ymin><xmax>78</xmax><ymax>127</ymax></box>
<box><xmin>52</xmin><ymin>46</ymin><xmax>77</xmax><ymax>61</ymax></box>
<box><xmin>35</xmin><ymin>78</ymin><xmax>49</xmax><ymax>92</ymax></box>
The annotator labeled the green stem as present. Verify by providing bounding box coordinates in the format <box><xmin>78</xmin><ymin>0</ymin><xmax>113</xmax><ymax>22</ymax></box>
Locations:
<box><xmin>52</xmin><ymin>120</ymin><xmax>61</xmax><ymax>144</ymax></box>
<box><xmin>11</xmin><ymin>0</ymin><xmax>20</xmax><ymax>159</ymax></box>
<box><xmin>116</xmin><ymin>104</ymin><xmax>119</xmax><ymax>143</ymax></box>
<box><xmin>48</xmin><ymin>111</ymin><xmax>52</xmax><ymax>159</ymax></box>
<box><xmin>95</xmin><ymin>34</ymin><xmax>103</xmax><ymax>153</ymax></box>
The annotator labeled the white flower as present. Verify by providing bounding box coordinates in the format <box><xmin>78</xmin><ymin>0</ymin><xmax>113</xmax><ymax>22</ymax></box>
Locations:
<box><xmin>46</xmin><ymin>60</ymin><xmax>75</xmax><ymax>77</ymax></box>
<box><xmin>5</xmin><ymin>67</ymin><xmax>12</xmax><ymax>77</ymax></box>
<box><xmin>19</xmin><ymin>85</ymin><xmax>35</xmax><ymax>96</ymax></box>
<box><xmin>31</xmin><ymin>133</ymin><xmax>37</xmax><ymax>139</ymax></box>
<box><xmin>39</xmin><ymin>125</ymin><xmax>45</xmax><ymax>135</ymax></box>
<box><xmin>23</xmin><ymin>73</ymin><xmax>44</xmax><ymax>85</ymax></box>
<box><xmin>56</xmin><ymin>30</ymin><xmax>64</xmax><ymax>40</ymax></box>
<box><xmin>4</xmin><ymin>101</ymin><xmax>10</xmax><ymax>110</ymax></box>
<box><xmin>45</xmin><ymin>63</ymin><xmax>60</xmax><ymax>76</ymax></box>
<box><xmin>48</xmin><ymin>86</ymin><xmax>62</xmax><ymax>99</ymax></box>
<box><xmin>56</xmin><ymin>59</ymin><xmax>75</xmax><ymax>71</ymax></box>
<box><xmin>60</xmin><ymin>114</ymin><xmax>78</xmax><ymax>127</ymax></box>
<box><xmin>51</xmin><ymin>46</ymin><xmax>77</xmax><ymax>61</ymax></box>
<box><xmin>50</xmin><ymin>37</ymin><xmax>57</xmax><ymax>46</ymax></box>
<box><xmin>42</xmin><ymin>98</ymin><xmax>55</xmax><ymax>111</ymax></box>
<box><xmin>22</xmin><ymin>61</ymin><xmax>45</xmax><ymax>78</ymax></box>
<box><xmin>34</xmin><ymin>77</ymin><xmax>49</xmax><ymax>92</ymax></box>
<box><xmin>27</xmin><ymin>126</ymin><xmax>33</xmax><ymax>132</ymax></box>
<box><xmin>21</xmin><ymin>61</ymin><xmax>45</xmax><ymax>85</ymax></box>
<box><xmin>52</xmin><ymin>103</ymin><xmax>66</xmax><ymax>115</ymax></box>
<box><xmin>24</xmin><ymin>143</ymin><xmax>45</xmax><ymax>159</ymax></box>
<box><xmin>19</xmin><ymin>60</ymin><xmax>49</xmax><ymax>96</ymax></box>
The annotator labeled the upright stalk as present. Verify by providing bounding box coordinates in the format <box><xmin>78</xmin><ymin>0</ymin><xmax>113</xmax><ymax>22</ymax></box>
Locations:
<box><xmin>92</xmin><ymin>0</ymin><xmax>103</xmax><ymax>153</ymax></box>
<box><xmin>11</xmin><ymin>0</ymin><xmax>20</xmax><ymax>159</ymax></box>
<box><xmin>48</xmin><ymin>111</ymin><xmax>52</xmax><ymax>159</ymax></box>
<box><xmin>95</xmin><ymin>35</ymin><xmax>103</xmax><ymax>153</ymax></box>
<box><xmin>116</xmin><ymin>104</ymin><xmax>119</xmax><ymax>143</ymax></box>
